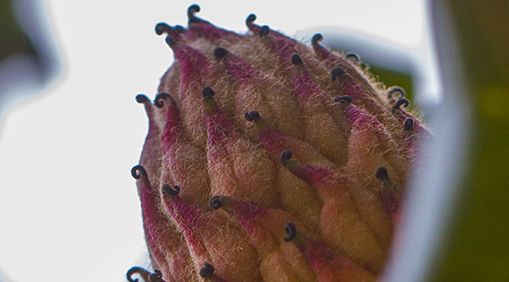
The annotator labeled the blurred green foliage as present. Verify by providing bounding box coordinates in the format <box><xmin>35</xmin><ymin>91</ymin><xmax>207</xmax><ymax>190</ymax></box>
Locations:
<box><xmin>432</xmin><ymin>0</ymin><xmax>509</xmax><ymax>281</ymax></box>
<box><xmin>0</xmin><ymin>0</ymin><xmax>36</xmax><ymax>62</ymax></box>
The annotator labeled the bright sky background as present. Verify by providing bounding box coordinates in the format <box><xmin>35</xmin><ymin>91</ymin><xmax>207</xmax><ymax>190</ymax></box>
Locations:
<box><xmin>0</xmin><ymin>1</ymin><xmax>431</xmax><ymax>281</ymax></box>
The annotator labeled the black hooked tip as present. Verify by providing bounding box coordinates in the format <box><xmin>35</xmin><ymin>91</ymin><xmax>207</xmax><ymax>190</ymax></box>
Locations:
<box><xmin>331</xmin><ymin>67</ymin><xmax>345</xmax><ymax>81</ymax></box>
<box><xmin>154</xmin><ymin>93</ymin><xmax>172</xmax><ymax>108</ymax></box>
<box><xmin>345</xmin><ymin>52</ymin><xmax>360</xmax><ymax>63</ymax></box>
<box><xmin>154</xmin><ymin>23</ymin><xmax>171</xmax><ymax>35</ymax></box>
<box><xmin>284</xmin><ymin>222</ymin><xmax>297</xmax><ymax>242</ymax></box>
<box><xmin>375</xmin><ymin>166</ymin><xmax>390</xmax><ymax>182</ymax></box>
<box><xmin>131</xmin><ymin>165</ymin><xmax>147</xmax><ymax>180</ymax></box>
<box><xmin>404</xmin><ymin>118</ymin><xmax>415</xmax><ymax>132</ymax></box>
<box><xmin>209</xmin><ymin>196</ymin><xmax>223</xmax><ymax>209</ymax></box>
<box><xmin>135</xmin><ymin>94</ymin><xmax>150</xmax><ymax>104</ymax></box>
<box><xmin>214</xmin><ymin>47</ymin><xmax>228</xmax><ymax>60</ymax></box>
<box><xmin>311</xmin><ymin>33</ymin><xmax>323</xmax><ymax>46</ymax></box>
<box><xmin>126</xmin><ymin>266</ymin><xmax>150</xmax><ymax>282</ymax></box>
<box><xmin>387</xmin><ymin>86</ymin><xmax>406</xmax><ymax>100</ymax></box>
<box><xmin>259</xmin><ymin>25</ymin><xmax>270</xmax><ymax>37</ymax></box>
<box><xmin>335</xmin><ymin>95</ymin><xmax>353</xmax><ymax>105</ymax></box>
<box><xmin>149</xmin><ymin>270</ymin><xmax>165</xmax><ymax>282</ymax></box>
<box><xmin>155</xmin><ymin>23</ymin><xmax>169</xmax><ymax>36</ymax></box>
<box><xmin>291</xmin><ymin>54</ymin><xmax>303</xmax><ymax>66</ymax></box>
<box><xmin>280</xmin><ymin>150</ymin><xmax>293</xmax><ymax>165</ymax></box>
<box><xmin>155</xmin><ymin>23</ymin><xmax>185</xmax><ymax>37</ymax></box>
<box><xmin>202</xmin><ymin>87</ymin><xmax>216</xmax><ymax>98</ymax></box>
<box><xmin>244</xmin><ymin>111</ymin><xmax>261</xmax><ymax>122</ymax></box>
<box><xmin>162</xmin><ymin>184</ymin><xmax>181</xmax><ymax>197</ymax></box>
<box><xmin>392</xmin><ymin>98</ymin><xmax>410</xmax><ymax>113</ymax></box>
<box><xmin>187</xmin><ymin>4</ymin><xmax>202</xmax><ymax>24</ymax></box>
<box><xmin>246</xmin><ymin>14</ymin><xmax>257</xmax><ymax>26</ymax></box>
<box><xmin>199</xmin><ymin>262</ymin><xmax>215</xmax><ymax>278</ymax></box>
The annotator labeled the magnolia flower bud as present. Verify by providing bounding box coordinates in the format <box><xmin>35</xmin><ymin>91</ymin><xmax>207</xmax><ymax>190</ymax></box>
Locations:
<box><xmin>128</xmin><ymin>4</ymin><xmax>429</xmax><ymax>281</ymax></box>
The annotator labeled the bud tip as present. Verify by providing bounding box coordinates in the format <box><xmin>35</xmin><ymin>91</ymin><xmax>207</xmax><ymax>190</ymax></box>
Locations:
<box><xmin>280</xmin><ymin>150</ymin><xmax>293</xmax><ymax>164</ymax></box>
<box><xmin>154</xmin><ymin>93</ymin><xmax>172</xmax><ymax>108</ymax></box>
<box><xmin>260</xmin><ymin>25</ymin><xmax>270</xmax><ymax>37</ymax></box>
<box><xmin>284</xmin><ymin>222</ymin><xmax>297</xmax><ymax>242</ymax></box>
<box><xmin>375</xmin><ymin>167</ymin><xmax>389</xmax><ymax>182</ymax></box>
<box><xmin>244</xmin><ymin>111</ymin><xmax>261</xmax><ymax>122</ymax></box>
<box><xmin>135</xmin><ymin>94</ymin><xmax>149</xmax><ymax>104</ymax></box>
<box><xmin>214</xmin><ymin>47</ymin><xmax>228</xmax><ymax>60</ymax></box>
<box><xmin>246</xmin><ymin>14</ymin><xmax>257</xmax><ymax>25</ymax></box>
<box><xmin>404</xmin><ymin>118</ymin><xmax>414</xmax><ymax>131</ymax></box>
<box><xmin>345</xmin><ymin>52</ymin><xmax>360</xmax><ymax>63</ymax></box>
<box><xmin>202</xmin><ymin>87</ymin><xmax>216</xmax><ymax>98</ymax></box>
<box><xmin>291</xmin><ymin>54</ymin><xmax>303</xmax><ymax>66</ymax></box>
<box><xmin>335</xmin><ymin>95</ymin><xmax>352</xmax><ymax>105</ymax></box>
<box><xmin>209</xmin><ymin>196</ymin><xmax>223</xmax><ymax>209</ymax></box>
<box><xmin>131</xmin><ymin>165</ymin><xmax>146</xmax><ymax>179</ymax></box>
<box><xmin>392</xmin><ymin>98</ymin><xmax>410</xmax><ymax>113</ymax></box>
<box><xmin>199</xmin><ymin>262</ymin><xmax>215</xmax><ymax>278</ymax></box>
<box><xmin>162</xmin><ymin>184</ymin><xmax>181</xmax><ymax>197</ymax></box>
<box><xmin>311</xmin><ymin>33</ymin><xmax>323</xmax><ymax>46</ymax></box>
<box><xmin>331</xmin><ymin>67</ymin><xmax>345</xmax><ymax>81</ymax></box>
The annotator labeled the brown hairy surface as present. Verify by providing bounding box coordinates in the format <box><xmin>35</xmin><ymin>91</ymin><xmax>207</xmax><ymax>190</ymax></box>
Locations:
<box><xmin>129</xmin><ymin>5</ymin><xmax>430</xmax><ymax>282</ymax></box>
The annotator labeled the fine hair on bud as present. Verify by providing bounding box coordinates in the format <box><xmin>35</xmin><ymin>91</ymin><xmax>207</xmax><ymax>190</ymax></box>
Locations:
<box><xmin>130</xmin><ymin>5</ymin><xmax>429</xmax><ymax>280</ymax></box>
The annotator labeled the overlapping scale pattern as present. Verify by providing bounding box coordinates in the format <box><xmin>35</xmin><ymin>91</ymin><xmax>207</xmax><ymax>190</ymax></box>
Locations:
<box><xmin>127</xmin><ymin>5</ymin><xmax>429</xmax><ymax>282</ymax></box>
